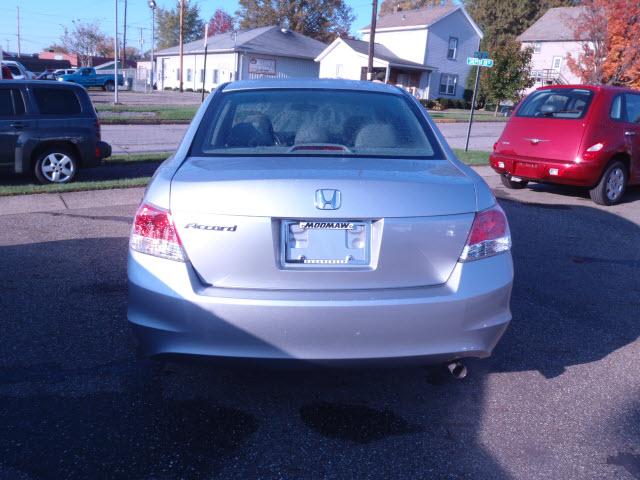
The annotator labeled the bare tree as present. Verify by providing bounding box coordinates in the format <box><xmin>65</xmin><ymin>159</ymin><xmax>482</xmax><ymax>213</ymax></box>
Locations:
<box><xmin>60</xmin><ymin>20</ymin><xmax>110</xmax><ymax>66</ymax></box>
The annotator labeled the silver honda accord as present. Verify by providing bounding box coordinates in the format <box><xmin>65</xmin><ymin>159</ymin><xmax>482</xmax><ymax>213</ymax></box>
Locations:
<box><xmin>128</xmin><ymin>79</ymin><xmax>513</xmax><ymax>367</ymax></box>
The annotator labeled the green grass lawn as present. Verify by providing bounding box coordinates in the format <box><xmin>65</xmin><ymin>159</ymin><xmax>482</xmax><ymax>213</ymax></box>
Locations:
<box><xmin>453</xmin><ymin>148</ymin><xmax>490</xmax><ymax>165</ymax></box>
<box><xmin>96</xmin><ymin>105</ymin><xmax>198</xmax><ymax>124</ymax></box>
<box><xmin>0</xmin><ymin>150</ymin><xmax>489</xmax><ymax>197</ymax></box>
<box><xmin>429</xmin><ymin>108</ymin><xmax>509</xmax><ymax>123</ymax></box>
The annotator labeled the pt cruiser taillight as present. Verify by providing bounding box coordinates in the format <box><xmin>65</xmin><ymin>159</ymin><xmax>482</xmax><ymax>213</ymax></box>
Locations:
<box><xmin>459</xmin><ymin>204</ymin><xmax>511</xmax><ymax>262</ymax></box>
<box><xmin>130</xmin><ymin>203</ymin><xmax>185</xmax><ymax>262</ymax></box>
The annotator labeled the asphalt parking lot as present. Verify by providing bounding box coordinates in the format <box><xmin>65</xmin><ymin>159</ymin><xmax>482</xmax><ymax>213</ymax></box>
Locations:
<box><xmin>0</xmin><ymin>174</ymin><xmax>638</xmax><ymax>479</ymax></box>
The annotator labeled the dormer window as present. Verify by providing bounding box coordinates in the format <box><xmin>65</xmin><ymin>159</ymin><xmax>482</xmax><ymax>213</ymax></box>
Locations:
<box><xmin>447</xmin><ymin>37</ymin><xmax>458</xmax><ymax>60</ymax></box>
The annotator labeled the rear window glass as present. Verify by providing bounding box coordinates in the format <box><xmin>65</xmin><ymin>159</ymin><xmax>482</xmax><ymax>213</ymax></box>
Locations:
<box><xmin>32</xmin><ymin>88</ymin><xmax>82</xmax><ymax>115</ymax></box>
<box><xmin>517</xmin><ymin>88</ymin><xmax>594</xmax><ymax>119</ymax></box>
<box><xmin>191</xmin><ymin>89</ymin><xmax>443</xmax><ymax>159</ymax></box>
<box><xmin>0</xmin><ymin>89</ymin><xmax>25</xmax><ymax>116</ymax></box>
<box><xmin>625</xmin><ymin>94</ymin><xmax>640</xmax><ymax>124</ymax></box>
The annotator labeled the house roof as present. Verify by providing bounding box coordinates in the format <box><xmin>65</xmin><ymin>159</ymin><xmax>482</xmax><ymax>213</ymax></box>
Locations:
<box><xmin>157</xmin><ymin>25</ymin><xmax>327</xmax><ymax>60</ymax></box>
<box><xmin>518</xmin><ymin>7</ymin><xmax>589</xmax><ymax>42</ymax></box>
<box><xmin>338</xmin><ymin>38</ymin><xmax>435</xmax><ymax>70</ymax></box>
<box><xmin>360</xmin><ymin>5</ymin><xmax>483</xmax><ymax>38</ymax></box>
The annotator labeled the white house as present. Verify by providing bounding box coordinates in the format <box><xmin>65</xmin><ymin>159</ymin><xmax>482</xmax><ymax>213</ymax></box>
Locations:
<box><xmin>315</xmin><ymin>5</ymin><xmax>483</xmax><ymax>99</ymax></box>
<box><xmin>156</xmin><ymin>26</ymin><xmax>326</xmax><ymax>91</ymax></box>
<box><xmin>518</xmin><ymin>6</ymin><xmax>588</xmax><ymax>92</ymax></box>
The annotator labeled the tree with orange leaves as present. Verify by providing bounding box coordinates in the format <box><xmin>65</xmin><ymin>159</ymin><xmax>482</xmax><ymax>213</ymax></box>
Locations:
<box><xmin>567</xmin><ymin>0</ymin><xmax>640</xmax><ymax>88</ymax></box>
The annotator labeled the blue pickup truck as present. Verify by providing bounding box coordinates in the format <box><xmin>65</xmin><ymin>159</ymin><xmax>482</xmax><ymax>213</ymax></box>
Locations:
<box><xmin>59</xmin><ymin>67</ymin><xmax>124</xmax><ymax>91</ymax></box>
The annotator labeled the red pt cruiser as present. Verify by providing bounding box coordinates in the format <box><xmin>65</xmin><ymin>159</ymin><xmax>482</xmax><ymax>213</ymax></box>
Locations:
<box><xmin>490</xmin><ymin>85</ymin><xmax>640</xmax><ymax>205</ymax></box>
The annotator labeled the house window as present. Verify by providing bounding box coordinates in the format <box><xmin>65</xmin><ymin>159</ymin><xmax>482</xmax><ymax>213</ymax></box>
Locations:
<box><xmin>186</xmin><ymin>69</ymin><xmax>192</xmax><ymax>82</ymax></box>
<box><xmin>439</xmin><ymin>73</ymin><xmax>458</xmax><ymax>96</ymax></box>
<box><xmin>212</xmin><ymin>69</ymin><xmax>219</xmax><ymax>84</ymax></box>
<box><xmin>533</xmin><ymin>42</ymin><xmax>542</xmax><ymax>53</ymax></box>
<box><xmin>552</xmin><ymin>56</ymin><xmax>562</xmax><ymax>70</ymax></box>
<box><xmin>176</xmin><ymin>68</ymin><xmax>180</xmax><ymax>81</ymax></box>
<box><xmin>447</xmin><ymin>37</ymin><xmax>458</xmax><ymax>60</ymax></box>
<box><xmin>199</xmin><ymin>69</ymin><xmax>205</xmax><ymax>83</ymax></box>
<box><xmin>336</xmin><ymin>64</ymin><xmax>343</xmax><ymax>77</ymax></box>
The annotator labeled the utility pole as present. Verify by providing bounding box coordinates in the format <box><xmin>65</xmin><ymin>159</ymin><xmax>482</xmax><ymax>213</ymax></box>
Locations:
<box><xmin>122</xmin><ymin>0</ymin><xmax>127</xmax><ymax>70</ymax></box>
<box><xmin>149</xmin><ymin>1</ymin><xmax>156</xmax><ymax>93</ymax></box>
<box><xmin>367</xmin><ymin>0</ymin><xmax>378</xmax><ymax>81</ymax></box>
<box><xmin>114</xmin><ymin>0</ymin><xmax>119</xmax><ymax>104</ymax></box>
<box><xmin>179</xmin><ymin>0</ymin><xmax>184</xmax><ymax>92</ymax></box>
<box><xmin>16</xmin><ymin>6</ymin><xmax>21</xmax><ymax>57</ymax></box>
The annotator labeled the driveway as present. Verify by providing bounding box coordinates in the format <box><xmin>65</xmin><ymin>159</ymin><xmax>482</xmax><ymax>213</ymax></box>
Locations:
<box><xmin>103</xmin><ymin>122</ymin><xmax>506</xmax><ymax>154</ymax></box>
<box><xmin>0</xmin><ymin>170</ymin><xmax>638</xmax><ymax>479</ymax></box>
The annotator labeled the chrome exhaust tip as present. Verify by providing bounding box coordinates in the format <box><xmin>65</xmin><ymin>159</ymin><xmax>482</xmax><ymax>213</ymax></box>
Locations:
<box><xmin>447</xmin><ymin>360</ymin><xmax>467</xmax><ymax>380</ymax></box>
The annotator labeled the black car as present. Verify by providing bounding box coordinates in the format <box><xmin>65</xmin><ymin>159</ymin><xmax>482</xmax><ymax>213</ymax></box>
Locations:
<box><xmin>0</xmin><ymin>80</ymin><xmax>111</xmax><ymax>184</ymax></box>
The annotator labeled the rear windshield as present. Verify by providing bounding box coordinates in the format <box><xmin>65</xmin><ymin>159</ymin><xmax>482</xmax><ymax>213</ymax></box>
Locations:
<box><xmin>516</xmin><ymin>88</ymin><xmax>594</xmax><ymax>119</ymax></box>
<box><xmin>191</xmin><ymin>89</ymin><xmax>443</xmax><ymax>159</ymax></box>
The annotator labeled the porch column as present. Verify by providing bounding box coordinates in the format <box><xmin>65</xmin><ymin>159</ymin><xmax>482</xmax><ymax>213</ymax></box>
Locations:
<box><xmin>384</xmin><ymin>65</ymin><xmax>390</xmax><ymax>83</ymax></box>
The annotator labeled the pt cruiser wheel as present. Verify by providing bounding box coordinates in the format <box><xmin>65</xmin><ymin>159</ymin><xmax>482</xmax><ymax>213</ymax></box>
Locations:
<box><xmin>590</xmin><ymin>161</ymin><xmax>627</xmax><ymax>206</ymax></box>
<box><xmin>34</xmin><ymin>148</ymin><xmax>78</xmax><ymax>184</ymax></box>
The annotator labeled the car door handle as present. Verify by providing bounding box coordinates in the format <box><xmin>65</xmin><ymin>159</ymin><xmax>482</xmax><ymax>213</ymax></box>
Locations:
<box><xmin>624</xmin><ymin>131</ymin><xmax>637</xmax><ymax>136</ymax></box>
<box><xmin>10</xmin><ymin>122</ymin><xmax>28</xmax><ymax>129</ymax></box>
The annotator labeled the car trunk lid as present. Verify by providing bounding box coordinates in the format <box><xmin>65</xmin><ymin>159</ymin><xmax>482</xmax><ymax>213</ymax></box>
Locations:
<box><xmin>170</xmin><ymin>156</ymin><xmax>477</xmax><ymax>290</ymax></box>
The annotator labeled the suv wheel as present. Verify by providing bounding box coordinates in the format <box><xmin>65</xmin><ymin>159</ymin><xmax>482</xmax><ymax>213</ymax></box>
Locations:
<box><xmin>34</xmin><ymin>148</ymin><xmax>78</xmax><ymax>184</ymax></box>
<box><xmin>500</xmin><ymin>174</ymin><xmax>529</xmax><ymax>189</ymax></box>
<box><xmin>104</xmin><ymin>81</ymin><xmax>115</xmax><ymax>92</ymax></box>
<box><xmin>589</xmin><ymin>161</ymin><xmax>627</xmax><ymax>206</ymax></box>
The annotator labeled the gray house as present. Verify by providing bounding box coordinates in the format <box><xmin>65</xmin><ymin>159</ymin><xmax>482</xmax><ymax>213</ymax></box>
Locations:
<box><xmin>316</xmin><ymin>5</ymin><xmax>483</xmax><ymax>99</ymax></box>
<box><xmin>156</xmin><ymin>26</ymin><xmax>326</xmax><ymax>91</ymax></box>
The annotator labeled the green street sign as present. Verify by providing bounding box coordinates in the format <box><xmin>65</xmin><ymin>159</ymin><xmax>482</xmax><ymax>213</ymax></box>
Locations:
<box><xmin>467</xmin><ymin>57</ymin><xmax>494</xmax><ymax>68</ymax></box>
<box><xmin>473</xmin><ymin>51</ymin><xmax>489</xmax><ymax>59</ymax></box>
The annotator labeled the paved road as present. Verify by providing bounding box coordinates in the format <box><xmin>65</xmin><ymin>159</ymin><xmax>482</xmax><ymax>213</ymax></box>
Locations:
<box><xmin>0</xmin><ymin>171</ymin><xmax>638</xmax><ymax>479</ymax></box>
<box><xmin>103</xmin><ymin>122</ymin><xmax>505</xmax><ymax>154</ymax></box>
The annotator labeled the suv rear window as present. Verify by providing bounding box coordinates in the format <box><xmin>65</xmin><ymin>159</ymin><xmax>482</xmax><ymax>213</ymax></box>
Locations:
<box><xmin>32</xmin><ymin>88</ymin><xmax>82</xmax><ymax>115</ymax></box>
<box><xmin>192</xmin><ymin>89</ymin><xmax>443</xmax><ymax>159</ymax></box>
<box><xmin>517</xmin><ymin>88</ymin><xmax>594</xmax><ymax>119</ymax></box>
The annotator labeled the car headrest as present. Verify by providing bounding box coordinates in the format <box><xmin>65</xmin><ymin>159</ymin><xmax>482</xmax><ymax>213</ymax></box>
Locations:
<box><xmin>354</xmin><ymin>123</ymin><xmax>397</xmax><ymax>149</ymax></box>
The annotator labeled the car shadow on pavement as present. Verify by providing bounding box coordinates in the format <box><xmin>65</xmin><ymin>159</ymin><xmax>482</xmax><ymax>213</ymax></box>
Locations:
<box><xmin>492</xmin><ymin>198</ymin><xmax>640</xmax><ymax>379</ymax></box>
<box><xmin>0</xmin><ymin>236</ymin><xmax>509</xmax><ymax>479</ymax></box>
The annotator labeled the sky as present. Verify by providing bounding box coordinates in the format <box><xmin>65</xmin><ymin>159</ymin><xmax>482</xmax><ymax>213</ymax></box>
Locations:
<box><xmin>0</xmin><ymin>0</ymin><xmax>377</xmax><ymax>55</ymax></box>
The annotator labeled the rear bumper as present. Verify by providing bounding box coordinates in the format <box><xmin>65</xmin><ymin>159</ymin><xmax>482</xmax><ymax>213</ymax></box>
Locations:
<box><xmin>490</xmin><ymin>153</ymin><xmax>602</xmax><ymax>187</ymax></box>
<box><xmin>127</xmin><ymin>250</ymin><xmax>513</xmax><ymax>365</ymax></box>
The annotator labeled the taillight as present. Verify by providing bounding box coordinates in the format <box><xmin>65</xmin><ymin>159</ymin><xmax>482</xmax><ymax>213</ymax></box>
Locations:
<box><xmin>130</xmin><ymin>203</ymin><xmax>185</xmax><ymax>262</ymax></box>
<box><xmin>459</xmin><ymin>204</ymin><xmax>511</xmax><ymax>262</ymax></box>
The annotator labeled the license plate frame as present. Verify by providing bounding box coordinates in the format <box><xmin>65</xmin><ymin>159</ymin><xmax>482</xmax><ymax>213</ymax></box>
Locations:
<box><xmin>281</xmin><ymin>219</ymin><xmax>371</xmax><ymax>268</ymax></box>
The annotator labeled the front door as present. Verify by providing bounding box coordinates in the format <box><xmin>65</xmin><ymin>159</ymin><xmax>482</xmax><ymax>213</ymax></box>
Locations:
<box><xmin>623</xmin><ymin>93</ymin><xmax>640</xmax><ymax>182</ymax></box>
<box><xmin>0</xmin><ymin>87</ymin><xmax>27</xmax><ymax>168</ymax></box>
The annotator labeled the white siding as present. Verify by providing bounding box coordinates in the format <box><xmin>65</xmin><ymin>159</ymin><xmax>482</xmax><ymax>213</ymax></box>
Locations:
<box><xmin>318</xmin><ymin>41</ymin><xmax>387</xmax><ymax>80</ymax></box>
<box><xmin>239</xmin><ymin>54</ymin><xmax>319</xmax><ymax>80</ymax></box>
<box><xmin>157</xmin><ymin>52</ymin><xmax>237</xmax><ymax>91</ymax></box>
<box><xmin>362</xmin><ymin>28</ymin><xmax>428</xmax><ymax>64</ymax></box>
<box><xmin>424</xmin><ymin>9</ymin><xmax>481</xmax><ymax>99</ymax></box>
<box><xmin>156</xmin><ymin>52</ymin><xmax>319</xmax><ymax>90</ymax></box>
<box><xmin>521</xmin><ymin>40</ymin><xmax>584</xmax><ymax>93</ymax></box>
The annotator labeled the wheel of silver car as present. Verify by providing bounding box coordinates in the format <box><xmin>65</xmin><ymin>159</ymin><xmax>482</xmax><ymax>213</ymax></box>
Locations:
<box><xmin>34</xmin><ymin>149</ymin><xmax>77</xmax><ymax>184</ymax></box>
<box><xmin>589</xmin><ymin>160</ymin><xmax>627</xmax><ymax>206</ymax></box>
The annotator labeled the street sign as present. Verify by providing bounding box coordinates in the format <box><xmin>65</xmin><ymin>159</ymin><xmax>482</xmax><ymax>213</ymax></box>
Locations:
<box><xmin>467</xmin><ymin>57</ymin><xmax>494</xmax><ymax>68</ymax></box>
<box><xmin>464</xmin><ymin>52</ymin><xmax>493</xmax><ymax>152</ymax></box>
